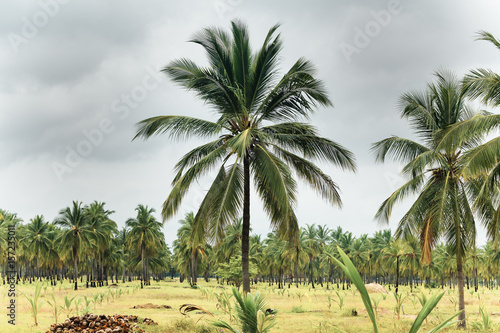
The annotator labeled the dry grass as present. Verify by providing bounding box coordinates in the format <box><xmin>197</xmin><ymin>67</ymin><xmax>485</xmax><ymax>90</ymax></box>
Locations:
<box><xmin>1</xmin><ymin>278</ymin><xmax>499</xmax><ymax>332</ymax></box>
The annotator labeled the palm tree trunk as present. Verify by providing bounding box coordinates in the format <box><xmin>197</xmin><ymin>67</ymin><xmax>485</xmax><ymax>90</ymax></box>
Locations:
<box><xmin>191</xmin><ymin>250</ymin><xmax>198</xmax><ymax>286</ymax></box>
<box><xmin>457</xmin><ymin>251</ymin><xmax>466</xmax><ymax>328</ymax></box>
<box><xmin>36</xmin><ymin>252</ymin><xmax>39</xmax><ymax>281</ymax></box>
<box><xmin>242</xmin><ymin>154</ymin><xmax>251</xmax><ymax>293</ymax></box>
<box><xmin>395</xmin><ymin>256</ymin><xmax>399</xmax><ymax>294</ymax></box>
<box><xmin>410</xmin><ymin>267</ymin><xmax>413</xmax><ymax>292</ymax></box>
<box><xmin>474</xmin><ymin>267</ymin><xmax>478</xmax><ymax>292</ymax></box>
<box><xmin>295</xmin><ymin>248</ymin><xmax>299</xmax><ymax>288</ymax></box>
<box><xmin>73</xmin><ymin>245</ymin><xmax>78</xmax><ymax>291</ymax></box>
<box><xmin>141</xmin><ymin>244</ymin><xmax>145</xmax><ymax>289</ymax></box>
<box><xmin>309</xmin><ymin>254</ymin><xmax>315</xmax><ymax>288</ymax></box>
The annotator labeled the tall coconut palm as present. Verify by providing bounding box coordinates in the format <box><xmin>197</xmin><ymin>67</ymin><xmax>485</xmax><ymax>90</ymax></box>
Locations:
<box><xmin>133</xmin><ymin>21</ymin><xmax>356</xmax><ymax>292</ymax></box>
<box><xmin>302</xmin><ymin>224</ymin><xmax>319</xmax><ymax>288</ymax></box>
<box><xmin>85</xmin><ymin>201</ymin><xmax>117</xmax><ymax>287</ymax></box>
<box><xmin>55</xmin><ymin>201</ymin><xmax>92</xmax><ymax>290</ymax></box>
<box><xmin>116</xmin><ymin>227</ymin><xmax>129</xmax><ymax>283</ymax></box>
<box><xmin>372</xmin><ymin>70</ymin><xmax>481</xmax><ymax>327</ymax></box>
<box><xmin>22</xmin><ymin>215</ymin><xmax>53</xmax><ymax>280</ymax></box>
<box><xmin>436</xmin><ymin>32</ymin><xmax>500</xmax><ymax>250</ymax></box>
<box><xmin>371</xmin><ymin>229</ymin><xmax>392</xmax><ymax>283</ymax></box>
<box><xmin>284</xmin><ymin>229</ymin><xmax>307</xmax><ymax>287</ymax></box>
<box><xmin>382</xmin><ymin>239</ymin><xmax>411</xmax><ymax>294</ymax></box>
<box><xmin>126</xmin><ymin>204</ymin><xmax>163</xmax><ymax>288</ymax></box>
<box><xmin>177</xmin><ymin>212</ymin><xmax>207</xmax><ymax>286</ymax></box>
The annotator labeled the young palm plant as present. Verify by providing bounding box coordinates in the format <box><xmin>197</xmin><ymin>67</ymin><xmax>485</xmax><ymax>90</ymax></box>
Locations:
<box><xmin>211</xmin><ymin>287</ymin><xmax>277</xmax><ymax>333</ymax></box>
<box><xmin>134</xmin><ymin>20</ymin><xmax>356</xmax><ymax>292</ymax></box>
<box><xmin>20</xmin><ymin>282</ymin><xmax>44</xmax><ymax>326</ymax></box>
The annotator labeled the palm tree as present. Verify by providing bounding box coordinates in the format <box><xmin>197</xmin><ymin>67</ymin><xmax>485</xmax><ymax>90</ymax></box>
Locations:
<box><xmin>85</xmin><ymin>201</ymin><xmax>117</xmax><ymax>287</ymax></box>
<box><xmin>436</xmin><ymin>32</ymin><xmax>500</xmax><ymax>251</ymax></box>
<box><xmin>133</xmin><ymin>21</ymin><xmax>356</xmax><ymax>292</ymax></box>
<box><xmin>177</xmin><ymin>212</ymin><xmax>207</xmax><ymax>286</ymax></box>
<box><xmin>371</xmin><ymin>229</ymin><xmax>392</xmax><ymax>284</ymax></box>
<box><xmin>116</xmin><ymin>227</ymin><xmax>129</xmax><ymax>283</ymax></box>
<box><xmin>382</xmin><ymin>239</ymin><xmax>411</xmax><ymax>294</ymax></box>
<box><xmin>21</xmin><ymin>215</ymin><xmax>53</xmax><ymax>280</ymax></box>
<box><xmin>372</xmin><ymin>70</ymin><xmax>481</xmax><ymax>327</ymax></box>
<box><xmin>403</xmin><ymin>234</ymin><xmax>421</xmax><ymax>291</ymax></box>
<box><xmin>349</xmin><ymin>236</ymin><xmax>370</xmax><ymax>282</ymax></box>
<box><xmin>283</xmin><ymin>229</ymin><xmax>307</xmax><ymax>287</ymax></box>
<box><xmin>302</xmin><ymin>224</ymin><xmax>319</xmax><ymax>288</ymax></box>
<box><xmin>55</xmin><ymin>201</ymin><xmax>92</xmax><ymax>290</ymax></box>
<box><xmin>126</xmin><ymin>204</ymin><xmax>163</xmax><ymax>288</ymax></box>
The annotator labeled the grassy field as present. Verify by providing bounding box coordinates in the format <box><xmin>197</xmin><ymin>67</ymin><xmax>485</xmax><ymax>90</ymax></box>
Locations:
<box><xmin>2</xmin><ymin>278</ymin><xmax>500</xmax><ymax>332</ymax></box>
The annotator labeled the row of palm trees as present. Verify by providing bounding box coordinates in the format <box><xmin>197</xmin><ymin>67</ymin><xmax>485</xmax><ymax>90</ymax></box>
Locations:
<box><xmin>0</xmin><ymin>203</ymin><xmax>171</xmax><ymax>290</ymax></box>
<box><xmin>173</xmin><ymin>218</ymin><xmax>500</xmax><ymax>293</ymax></box>
<box><xmin>133</xmin><ymin>20</ymin><xmax>500</xmax><ymax>329</ymax></box>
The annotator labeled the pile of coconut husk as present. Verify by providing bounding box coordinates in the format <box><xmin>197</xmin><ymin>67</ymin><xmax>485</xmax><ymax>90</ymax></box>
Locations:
<box><xmin>364</xmin><ymin>283</ymin><xmax>387</xmax><ymax>293</ymax></box>
<box><xmin>46</xmin><ymin>313</ymin><xmax>157</xmax><ymax>333</ymax></box>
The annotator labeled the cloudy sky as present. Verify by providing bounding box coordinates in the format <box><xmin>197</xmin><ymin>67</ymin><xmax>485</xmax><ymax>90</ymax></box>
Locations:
<box><xmin>1</xmin><ymin>0</ymin><xmax>500</xmax><ymax>247</ymax></box>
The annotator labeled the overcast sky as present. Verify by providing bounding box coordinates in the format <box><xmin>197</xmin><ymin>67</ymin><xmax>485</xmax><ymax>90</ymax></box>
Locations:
<box><xmin>1</xmin><ymin>0</ymin><xmax>500</xmax><ymax>247</ymax></box>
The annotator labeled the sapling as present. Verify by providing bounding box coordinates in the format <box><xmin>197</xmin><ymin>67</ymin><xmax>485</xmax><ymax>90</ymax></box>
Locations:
<box><xmin>333</xmin><ymin>290</ymin><xmax>345</xmax><ymax>310</ymax></box>
<box><xmin>393</xmin><ymin>292</ymin><xmax>406</xmax><ymax>320</ymax></box>
<box><xmin>327</xmin><ymin>294</ymin><xmax>333</xmax><ymax>311</ymax></box>
<box><xmin>82</xmin><ymin>296</ymin><xmax>93</xmax><ymax>314</ymax></box>
<box><xmin>60</xmin><ymin>295</ymin><xmax>75</xmax><ymax>317</ymax></box>
<box><xmin>74</xmin><ymin>297</ymin><xmax>82</xmax><ymax>315</ymax></box>
<box><xmin>46</xmin><ymin>292</ymin><xmax>59</xmax><ymax>323</ymax></box>
<box><xmin>372</xmin><ymin>296</ymin><xmax>382</xmax><ymax>319</ymax></box>
<box><xmin>20</xmin><ymin>282</ymin><xmax>44</xmax><ymax>326</ymax></box>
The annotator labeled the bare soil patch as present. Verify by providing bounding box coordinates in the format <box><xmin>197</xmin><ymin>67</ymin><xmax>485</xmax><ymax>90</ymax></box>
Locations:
<box><xmin>132</xmin><ymin>303</ymin><xmax>172</xmax><ymax>309</ymax></box>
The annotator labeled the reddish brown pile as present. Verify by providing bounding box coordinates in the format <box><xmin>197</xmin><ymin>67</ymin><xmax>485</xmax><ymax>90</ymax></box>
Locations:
<box><xmin>46</xmin><ymin>313</ymin><xmax>157</xmax><ymax>333</ymax></box>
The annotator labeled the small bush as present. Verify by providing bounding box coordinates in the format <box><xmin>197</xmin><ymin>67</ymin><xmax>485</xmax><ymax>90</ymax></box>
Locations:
<box><xmin>424</xmin><ymin>282</ymin><xmax>439</xmax><ymax>289</ymax></box>
<box><xmin>291</xmin><ymin>305</ymin><xmax>307</xmax><ymax>313</ymax></box>
<box><xmin>196</xmin><ymin>324</ymin><xmax>218</xmax><ymax>333</ymax></box>
<box><xmin>342</xmin><ymin>307</ymin><xmax>358</xmax><ymax>317</ymax></box>
<box><xmin>173</xmin><ymin>318</ymin><xmax>196</xmax><ymax>331</ymax></box>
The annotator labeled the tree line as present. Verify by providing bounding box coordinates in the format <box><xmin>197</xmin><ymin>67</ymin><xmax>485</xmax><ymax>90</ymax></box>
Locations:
<box><xmin>173</xmin><ymin>216</ymin><xmax>500</xmax><ymax>294</ymax></box>
<box><xmin>0</xmin><ymin>203</ymin><xmax>171</xmax><ymax>290</ymax></box>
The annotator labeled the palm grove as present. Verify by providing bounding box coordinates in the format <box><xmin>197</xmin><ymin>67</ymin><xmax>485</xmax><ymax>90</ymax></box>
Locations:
<box><xmin>2</xmin><ymin>22</ymin><xmax>500</xmax><ymax>328</ymax></box>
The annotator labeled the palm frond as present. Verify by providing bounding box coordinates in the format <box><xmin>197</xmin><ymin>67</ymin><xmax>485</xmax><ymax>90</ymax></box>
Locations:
<box><xmin>134</xmin><ymin>115</ymin><xmax>222</xmax><ymax>141</ymax></box>
<box><xmin>252</xmin><ymin>145</ymin><xmax>297</xmax><ymax>231</ymax></box>
<box><xmin>195</xmin><ymin>162</ymin><xmax>244</xmax><ymax>244</ymax></box>
<box><xmin>372</xmin><ymin>136</ymin><xmax>431</xmax><ymax>164</ymax></box>
<box><xmin>247</xmin><ymin>23</ymin><xmax>282</xmax><ymax>113</ymax></box>
<box><xmin>258</xmin><ymin>58</ymin><xmax>332</xmax><ymax>123</ymax></box>
<box><xmin>375</xmin><ymin>173</ymin><xmax>427</xmax><ymax>225</ymax></box>
<box><xmin>273</xmin><ymin>146</ymin><xmax>342</xmax><ymax>206</ymax></box>
<box><xmin>162</xmin><ymin>147</ymin><xmax>229</xmax><ymax>221</ymax></box>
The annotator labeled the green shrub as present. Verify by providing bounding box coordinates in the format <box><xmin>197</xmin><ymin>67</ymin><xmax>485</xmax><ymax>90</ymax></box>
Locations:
<box><xmin>291</xmin><ymin>305</ymin><xmax>307</xmax><ymax>313</ymax></box>
<box><xmin>341</xmin><ymin>307</ymin><xmax>358</xmax><ymax>317</ymax></box>
<box><xmin>424</xmin><ymin>282</ymin><xmax>439</xmax><ymax>289</ymax></box>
